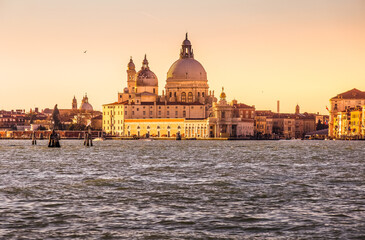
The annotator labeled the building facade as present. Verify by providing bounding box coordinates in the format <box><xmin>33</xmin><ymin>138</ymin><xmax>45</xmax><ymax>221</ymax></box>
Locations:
<box><xmin>103</xmin><ymin>34</ymin><xmax>255</xmax><ymax>138</ymax></box>
<box><xmin>329</xmin><ymin>88</ymin><xmax>365</xmax><ymax>139</ymax></box>
<box><xmin>254</xmin><ymin>107</ymin><xmax>318</xmax><ymax>139</ymax></box>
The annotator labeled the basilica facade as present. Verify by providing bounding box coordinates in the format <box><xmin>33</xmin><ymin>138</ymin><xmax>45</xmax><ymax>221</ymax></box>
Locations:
<box><xmin>103</xmin><ymin>34</ymin><xmax>255</xmax><ymax>138</ymax></box>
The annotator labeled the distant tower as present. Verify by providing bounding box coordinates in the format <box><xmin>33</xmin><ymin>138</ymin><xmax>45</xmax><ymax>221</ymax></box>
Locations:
<box><xmin>127</xmin><ymin>57</ymin><xmax>136</xmax><ymax>93</ymax></box>
<box><xmin>72</xmin><ymin>96</ymin><xmax>77</xmax><ymax>110</ymax></box>
<box><xmin>295</xmin><ymin>104</ymin><xmax>300</xmax><ymax>114</ymax></box>
<box><xmin>277</xmin><ymin>100</ymin><xmax>280</xmax><ymax>113</ymax></box>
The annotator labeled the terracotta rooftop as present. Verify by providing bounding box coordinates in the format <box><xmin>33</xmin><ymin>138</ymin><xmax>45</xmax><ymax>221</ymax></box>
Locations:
<box><xmin>331</xmin><ymin>88</ymin><xmax>365</xmax><ymax>100</ymax></box>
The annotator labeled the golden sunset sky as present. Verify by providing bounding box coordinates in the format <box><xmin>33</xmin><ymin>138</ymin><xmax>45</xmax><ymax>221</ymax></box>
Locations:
<box><xmin>1</xmin><ymin>0</ymin><xmax>365</xmax><ymax>114</ymax></box>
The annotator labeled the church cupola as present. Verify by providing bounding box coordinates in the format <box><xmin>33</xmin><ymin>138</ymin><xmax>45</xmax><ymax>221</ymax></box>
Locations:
<box><xmin>180</xmin><ymin>33</ymin><xmax>194</xmax><ymax>59</ymax></box>
<box><xmin>220</xmin><ymin>87</ymin><xmax>226</xmax><ymax>100</ymax></box>
<box><xmin>127</xmin><ymin>57</ymin><xmax>135</xmax><ymax>70</ymax></box>
<box><xmin>142</xmin><ymin>54</ymin><xmax>149</xmax><ymax>70</ymax></box>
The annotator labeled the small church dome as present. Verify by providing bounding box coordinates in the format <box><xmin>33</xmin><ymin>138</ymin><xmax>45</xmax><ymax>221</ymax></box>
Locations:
<box><xmin>80</xmin><ymin>94</ymin><xmax>93</xmax><ymax>111</ymax></box>
<box><xmin>136</xmin><ymin>55</ymin><xmax>158</xmax><ymax>87</ymax></box>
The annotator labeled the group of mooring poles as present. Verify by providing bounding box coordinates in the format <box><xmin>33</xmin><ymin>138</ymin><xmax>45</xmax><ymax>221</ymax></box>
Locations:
<box><xmin>32</xmin><ymin>128</ymin><xmax>94</xmax><ymax>147</ymax></box>
<box><xmin>48</xmin><ymin>129</ymin><xmax>61</xmax><ymax>148</ymax></box>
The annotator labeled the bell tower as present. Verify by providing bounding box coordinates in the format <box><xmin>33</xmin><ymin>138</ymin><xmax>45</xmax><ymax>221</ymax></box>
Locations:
<box><xmin>127</xmin><ymin>57</ymin><xmax>136</xmax><ymax>93</ymax></box>
<box><xmin>72</xmin><ymin>96</ymin><xmax>77</xmax><ymax>110</ymax></box>
<box><xmin>295</xmin><ymin>104</ymin><xmax>300</xmax><ymax>114</ymax></box>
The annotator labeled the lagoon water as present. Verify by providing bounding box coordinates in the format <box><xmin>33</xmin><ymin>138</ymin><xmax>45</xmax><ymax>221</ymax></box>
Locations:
<box><xmin>0</xmin><ymin>140</ymin><xmax>364</xmax><ymax>239</ymax></box>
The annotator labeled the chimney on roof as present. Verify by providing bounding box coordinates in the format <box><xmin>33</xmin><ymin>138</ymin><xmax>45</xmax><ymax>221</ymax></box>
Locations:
<box><xmin>277</xmin><ymin>100</ymin><xmax>280</xmax><ymax>113</ymax></box>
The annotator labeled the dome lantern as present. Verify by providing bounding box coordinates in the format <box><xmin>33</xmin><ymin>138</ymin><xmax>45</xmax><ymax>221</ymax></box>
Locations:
<box><xmin>142</xmin><ymin>54</ymin><xmax>149</xmax><ymax>70</ymax></box>
<box><xmin>180</xmin><ymin>33</ymin><xmax>194</xmax><ymax>59</ymax></box>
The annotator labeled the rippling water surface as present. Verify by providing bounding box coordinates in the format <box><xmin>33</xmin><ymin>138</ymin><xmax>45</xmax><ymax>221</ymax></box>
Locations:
<box><xmin>0</xmin><ymin>140</ymin><xmax>365</xmax><ymax>239</ymax></box>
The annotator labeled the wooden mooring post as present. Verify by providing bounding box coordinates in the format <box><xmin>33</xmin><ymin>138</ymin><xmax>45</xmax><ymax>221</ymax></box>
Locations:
<box><xmin>31</xmin><ymin>131</ymin><xmax>37</xmax><ymax>145</ymax></box>
<box><xmin>84</xmin><ymin>127</ymin><xmax>93</xmax><ymax>147</ymax></box>
<box><xmin>48</xmin><ymin>130</ymin><xmax>60</xmax><ymax>148</ymax></box>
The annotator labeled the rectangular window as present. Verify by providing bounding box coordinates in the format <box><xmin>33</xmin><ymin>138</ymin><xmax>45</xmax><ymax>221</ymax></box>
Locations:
<box><xmin>159</xmin><ymin>111</ymin><xmax>161</xmax><ymax>115</ymax></box>
<box><xmin>150</xmin><ymin>111</ymin><xmax>152</xmax><ymax>115</ymax></box>
<box><xmin>143</xmin><ymin>111</ymin><xmax>146</xmax><ymax>115</ymax></box>
<box><xmin>132</xmin><ymin>111</ymin><xmax>134</xmax><ymax>115</ymax></box>
<box><xmin>167</xmin><ymin>111</ymin><xmax>169</xmax><ymax>116</ymax></box>
<box><xmin>175</xmin><ymin>111</ymin><xmax>178</xmax><ymax>116</ymax></box>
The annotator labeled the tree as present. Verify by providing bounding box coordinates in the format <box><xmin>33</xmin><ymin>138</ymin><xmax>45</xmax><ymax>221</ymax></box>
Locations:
<box><xmin>52</xmin><ymin>104</ymin><xmax>62</xmax><ymax>130</ymax></box>
<box><xmin>316</xmin><ymin>120</ymin><xmax>328</xmax><ymax>130</ymax></box>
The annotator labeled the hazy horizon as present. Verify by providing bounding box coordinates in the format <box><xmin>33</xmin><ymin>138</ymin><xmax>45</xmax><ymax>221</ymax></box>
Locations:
<box><xmin>1</xmin><ymin>0</ymin><xmax>365</xmax><ymax>114</ymax></box>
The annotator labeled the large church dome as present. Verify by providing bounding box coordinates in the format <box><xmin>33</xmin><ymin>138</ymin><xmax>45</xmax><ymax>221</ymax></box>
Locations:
<box><xmin>164</xmin><ymin>34</ymin><xmax>210</xmax><ymax>104</ymax></box>
<box><xmin>166</xmin><ymin>33</ymin><xmax>207</xmax><ymax>82</ymax></box>
<box><xmin>167</xmin><ymin>58</ymin><xmax>207</xmax><ymax>81</ymax></box>
<box><xmin>136</xmin><ymin>55</ymin><xmax>158</xmax><ymax>87</ymax></box>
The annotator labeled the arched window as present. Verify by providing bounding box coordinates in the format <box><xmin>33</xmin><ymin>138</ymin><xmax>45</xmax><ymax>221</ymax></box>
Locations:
<box><xmin>198</xmin><ymin>92</ymin><xmax>200</xmax><ymax>97</ymax></box>
<box><xmin>188</xmin><ymin>92</ymin><xmax>193</xmax><ymax>102</ymax></box>
<box><xmin>202</xmin><ymin>92</ymin><xmax>205</xmax><ymax>97</ymax></box>
<box><xmin>169</xmin><ymin>92</ymin><xmax>172</xmax><ymax>98</ymax></box>
<box><xmin>153</xmin><ymin>88</ymin><xmax>156</xmax><ymax>94</ymax></box>
<box><xmin>181</xmin><ymin>92</ymin><xmax>186</xmax><ymax>102</ymax></box>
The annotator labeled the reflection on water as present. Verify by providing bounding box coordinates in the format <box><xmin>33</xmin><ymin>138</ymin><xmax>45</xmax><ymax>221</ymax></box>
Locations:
<box><xmin>0</xmin><ymin>140</ymin><xmax>365</xmax><ymax>239</ymax></box>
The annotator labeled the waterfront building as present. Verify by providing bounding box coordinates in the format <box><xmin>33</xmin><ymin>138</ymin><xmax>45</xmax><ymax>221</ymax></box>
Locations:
<box><xmin>103</xmin><ymin>34</ymin><xmax>255</xmax><ymax>138</ymax></box>
<box><xmin>0</xmin><ymin>110</ymin><xmax>26</xmax><ymax>130</ymax></box>
<box><xmin>329</xmin><ymin>88</ymin><xmax>365</xmax><ymax>139</ymax></box>
<box><xmin>254</xmin><ymin>107</ymin><xmax>319</xmax><ymax>139</ymax></box>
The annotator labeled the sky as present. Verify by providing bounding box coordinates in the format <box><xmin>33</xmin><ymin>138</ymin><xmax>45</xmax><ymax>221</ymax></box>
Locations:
<box><xmin>1</xmin><ymin>0</ymin><xmax>365</xmax><ymax>114</ymax></box>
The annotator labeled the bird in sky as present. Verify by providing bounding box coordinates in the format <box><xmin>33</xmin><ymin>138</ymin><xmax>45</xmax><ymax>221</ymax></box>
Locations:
<box><xmin>84</xmin><ymin>50</ymin><xmax>87</xmax><ymax>53</ymax></box>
